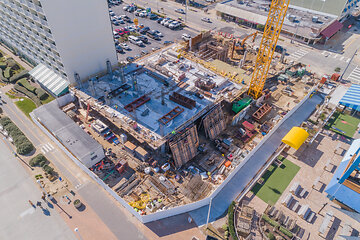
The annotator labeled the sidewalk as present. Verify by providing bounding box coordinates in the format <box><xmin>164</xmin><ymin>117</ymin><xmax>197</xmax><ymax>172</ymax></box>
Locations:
<box><xmin>0</xmin><ymin>44</ymin><xmax>33</xmax><ymax>70</ymax></box>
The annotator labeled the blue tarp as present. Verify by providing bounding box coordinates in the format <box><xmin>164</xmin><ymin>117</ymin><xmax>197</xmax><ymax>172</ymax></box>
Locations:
<box><xmin>339</xmin><ymin>84</ymin><xmax>360</xmax><ymax>111</ymax></box>
<box><xmin>325</xmin><ymin>139</ymin><xmax>360</xmax><ymax>213</ymax></box>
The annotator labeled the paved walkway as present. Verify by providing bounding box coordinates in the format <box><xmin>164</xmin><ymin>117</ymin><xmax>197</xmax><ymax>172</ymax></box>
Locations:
<box><xmin>0</xmin><ymin>138</ymin><xmax>76</xmax><ymax>240</ymax></box>
<box><xmin>0</xmin><ymin>44</ymin><xmax>33</xmax><ymax>70</ymax></box>
<box><xmin>189</xmin><ymin>93</ymin><xmax>324</xmax><ymax>225</ymax></box>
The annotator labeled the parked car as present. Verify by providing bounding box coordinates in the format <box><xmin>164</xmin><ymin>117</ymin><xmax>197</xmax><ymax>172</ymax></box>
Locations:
<box><xmin>139</xmin><ymin>26</ymin><xmax>150</xmax><ymax>34</ymax></box>
<box><xmin>118</xmin><ymin>19</ymin><xmax>125</xmax><ymax>24</ymax></box>
<box><xmin>141</xmin><ymin>50</ymin><xmax>149</xmax><ymax>55</ymax></box>
<box><xmin>139</xmin><ymin>10</ymin><xmax>147</xmax><ymax>17</ymax></box>
<box><xmin>147</xmin><ymin>30</ymin><xmax>161</xmax><ymax>40</ymax></box>
<box><xmin>126</xmin><ymin>56</ymin><xmax>135</xmax><ymax>62</ymax></box>
<box><xmin>153</xmin><ymin>30</ymin><xmax>163</xmax><ymax>37</ymax></box>
<box><xmin>120</xmin><ymin>43</ymin><xmax>131</xmax><ymax>50</ymax></box>
<box><xmin>134</xmin><ymin>9</ymin><xmax>142</xmax><ymax>16</ymax></box>
<box><xmin>137</xmin><ymin>35</ymin><xmax>149</xmax><ymax>43</ymax></box>
<box><xmin>157</xmin><ymin>17</ymin><xmax>163</xmax><ymax>23</ymax></box>
<box><xmin>123</xmin><ymin>5</ymin><xmax>130</xmax><ymax>10</ymax></box>
<box><xmin>149</xmin><ymin>14</ymin><xmax>158</xmax><ymax>20</ymax></box>
<box><xmin>128</xmin><ymin>36</ymin><xmax>144</xmax><ymax>46</ymax></box>
<box><xmin>182</xmin><ymin>33</ymin><xmax>191</xmax><ymax>41</ymax></box>
<box><xmin>134</xmin><ymin>54</ymin><xmax>141</xmax><ymax>59</ymax></box>
<box><xmin>164</xmin><ymin>40</ymin><xmax>173</xmax><ymax>45</ymax></box>
<box><xmin>116</xmin><ymin>45</ymin><xmax>124</xmax><ymax>53</ymax></box>
<box><xmin>201</xmin><ymin>17</ymin><xmax>211</xmax><ymax>23</ymax></box>
<box><xmin>275</xmin><ymin>45</ymin><xmax>284</xmax><ymax>53</ymax></box>
<box><xmin>169</xmin><ymin>22</ymin><xmax>181</xmax><ymax>29</ymax></box>
<box><xmin>161</xmin><ymin>18</ymin><xmax>170</xmax><ymax>25</ymax></box>
<box><xmin>175</xmin><ymin>9</ymin><xmax>185</xmax><ymax>14</ymax></box>
<box><xmin>164</xmin><ymin>20</ymin><xmax>174</xmax><ymax>27</ymax></box>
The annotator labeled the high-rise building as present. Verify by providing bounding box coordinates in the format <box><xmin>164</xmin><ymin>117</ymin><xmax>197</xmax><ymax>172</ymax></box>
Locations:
<box><xmin>0</xmin><ymin>0</ymin><xmax>117</xmax><ymax>84</ymax></box>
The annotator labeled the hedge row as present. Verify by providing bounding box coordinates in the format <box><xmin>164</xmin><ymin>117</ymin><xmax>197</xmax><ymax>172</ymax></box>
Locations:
<box><xmin>29</xmin><ymin>154</ymin><xmax>54</xmax><ymax>175</ymax></box>
<box><xmin>0</xmin><ymin>117</ymin><xmax>34</xmax><ymax>155</ymax></box>
<box><xmin>17</xmin><ymin>78</ymin><xmax>36</xmax><ymax>93</ymax></box>
<box><xmin>3</xmin><ymin>66</ymin><xmax>11</xmax><ymax>79</ymax></box>
<box><xmin>13</xmin><ymin>84</ymin><xmax>41</xmax><ymax>106</ymax></box>
<box><xmin>228</xmin><ymin>201</ymin><xmax>238</xmax><ymax>240</ymax></box>
<box><xmin>0</xmin><ymin>68</ymin><xmax>6</xmax><ymax>82</ymax></box>
<box><xmin>9</xmin><ymin>70</ymin><xmax>29</xmax><ymax>83</ymax></box>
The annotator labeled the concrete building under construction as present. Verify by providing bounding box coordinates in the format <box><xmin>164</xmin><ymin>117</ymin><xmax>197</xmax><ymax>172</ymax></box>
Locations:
<box><xmin>73</xmin><ymin>46</ymin><xmax>242</xmax><ymax>168</ymax></box>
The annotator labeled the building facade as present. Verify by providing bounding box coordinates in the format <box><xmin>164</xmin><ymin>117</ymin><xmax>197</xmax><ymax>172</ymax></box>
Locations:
<box><xmin>0</xmin><ymin>0</ymin><xmax>117</xmax><ymax>84</ymax></box>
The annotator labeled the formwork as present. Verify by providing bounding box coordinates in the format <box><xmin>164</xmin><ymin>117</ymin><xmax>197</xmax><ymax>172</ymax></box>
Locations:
<box><xmin>202</xmin><ymin>104</ymin><xmax>227</xmax><ymax>139</ymax></box>
<box><xmin>169</xmin><ymin>124</ymin><xmax>199</xmax><ymax>168</ymax></box>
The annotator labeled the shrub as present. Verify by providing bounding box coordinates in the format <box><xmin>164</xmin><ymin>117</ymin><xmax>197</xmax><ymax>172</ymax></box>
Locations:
<box><xmin>222</xmin><ymin>224</ymin><xmax>228</xmax><ymax>231</ymax></box>
<box><xmin>9</xmin><ymin>70</ymin><xmax>29</xmax><ymax>83</ymax></box>
<box><xmin>0</xmin><ymin>117</ymin><xmax>34</xmax><ymax>155</ymax></box>
<box><xmin>35</xmin><ymin>88</ymin><xmax>48</xmax><ymax>100</ymax></box>
<box><xmin>13</xmin><ymin>84</ymin><xmax>41</xmax><ymax>106</ymax></box>
<box><xmin>256</xmin><ymin>24</ymin><xmax>265</xmax><ymax>31</ymax></box>
<box><xmin>228</xmin><ymin>201</ymin><xmax>238</xmax><ymax>240</ymax></box>
<box><xmin>0</xmin><ymin>117</ymin><xmax>13</xmax><ymax>127</ymax></box>
<box><xmin>17</xmin><ymin>141</ymin><xmax>34</xmax><ymax>155</ymax></box>
<box><xmin>17</xmin><ymin>78</ymin><xmax>36</xmax><ymax>92</ymax></box>
<box><xmin>29</xmin><ymin>154</ymin><xmax>48</xmax><ymax>167</ymax></box>
<box><xmin>43</xmin><ymin>164</ymin><xmax>54</xmax><ymax>175</ymax></box>
<box><xmin>3</xmin><ymin>67</ymin><xmax>12</xmax><ymax>79</ymax></box>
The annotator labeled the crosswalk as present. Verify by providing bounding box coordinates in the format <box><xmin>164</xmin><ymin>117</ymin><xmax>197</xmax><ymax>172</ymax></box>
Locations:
<box><xmin>287</xmin><ymin>49</ymin><xmax>309</xmax><ymax>61</ymax></box>
<box><xmin>346</xmin><ymin>66</ymin><xmax>360</xmax><ymax>84</ymax></box>
<box><xmin>321</xmin><ymin>51</ymin><xmax>351</xmax><ymax>63</ymax></box>
<box><xmin>41</xmin><ymin>143</ymin><xmax>54</xmax><ymax>154</ymax></box>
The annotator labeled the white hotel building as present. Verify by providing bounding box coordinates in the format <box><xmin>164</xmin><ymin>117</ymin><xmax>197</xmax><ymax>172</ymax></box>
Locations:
<box><xmin>0</xmin><ymin>0</ymin><xmax>117</xmax><ymax>84</ymax></box>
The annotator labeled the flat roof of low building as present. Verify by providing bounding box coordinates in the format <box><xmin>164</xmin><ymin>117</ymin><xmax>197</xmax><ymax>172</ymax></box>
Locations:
<box><xmin>32</xmin><ymin>101</ymin><xmax>104</xmax><ymax>167</ymax></box>
<box><xmin>216</xmin><ymin>0</ymin><xmax>337</xmax><ymax>39</ymax></box>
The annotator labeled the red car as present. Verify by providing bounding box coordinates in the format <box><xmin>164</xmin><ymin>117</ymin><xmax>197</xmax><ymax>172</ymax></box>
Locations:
<box><xmin>115</xmin><ymin>28</ymin><xmax>130</xmax><ymax>35</ymax></box>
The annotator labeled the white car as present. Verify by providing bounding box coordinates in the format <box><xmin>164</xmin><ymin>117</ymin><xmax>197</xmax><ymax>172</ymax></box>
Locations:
<box><xmin>175</xmin><ymin>9</ymin><xmax>185</xmax><ymax>14</ymax></box>
<box><xmin>182</xmin><ymin>33</ymin><xmax>191</xmax><ymax>41</ymax></box>
<box><xmin>139</xmin><ymin>11</ymin><xmax>147</xmax><ymax>17</ymax></box>
<box><xmin>169</xmin><ymin>22</ymin><xmax>181</xmax><ymax>29</ymax></box>
<box><xmin>201</xmin><ymin>17</ymin><xmax>211</xmax><ymax>23</ymax></box>
<box><xmin>120</xmin><ymin>43</ymin><xmax>131</xmax><ymax>50</ymax></box>
<box><xmin>123</xmin><ymin>5</ymin><xmax>130</xmax><ymax>10</ymax></box>
<box><xmin>164</xmin><ymin>20</ymin><xmax>174</xmax><ymax>27</ymax></box>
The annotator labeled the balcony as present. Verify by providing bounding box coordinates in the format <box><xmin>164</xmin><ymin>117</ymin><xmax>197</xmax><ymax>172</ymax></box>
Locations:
<box><xmin>34</xmin><ymin>4</ymin><xmax>42</xmax><ymax>13</ymax></box>
<box><xmin>39</xmin><ymin>18</ymin><xmax>47</xmax><ymax>26</ymax></box>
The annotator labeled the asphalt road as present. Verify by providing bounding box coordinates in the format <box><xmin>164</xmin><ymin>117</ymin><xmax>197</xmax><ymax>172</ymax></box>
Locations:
<box><xmin>109</xmin><ymin>3</ymin><xmax>193</xmax><ymax>61</ymax></box>
<box><xmin>0</xmin><ymin>138</ymin><xmax>76</xmax><ymax>240</ymax></box>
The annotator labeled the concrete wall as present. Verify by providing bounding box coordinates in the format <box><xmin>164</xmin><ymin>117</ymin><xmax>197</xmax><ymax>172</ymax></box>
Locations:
<box><xmin>41</xmin><ymin>0</ymin><xmax>118</xmax><ymax>84</ymax></box>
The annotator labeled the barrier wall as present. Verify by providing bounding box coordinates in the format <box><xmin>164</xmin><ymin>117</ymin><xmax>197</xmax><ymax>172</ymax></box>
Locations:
<box><xmin>30</xmin><ymin>86</ymin><xmax>319</xmax><ymax>223</ymax></box>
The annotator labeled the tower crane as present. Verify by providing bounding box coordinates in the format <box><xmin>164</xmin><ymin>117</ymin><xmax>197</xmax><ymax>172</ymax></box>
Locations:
<box><xmin>248</xmin><ymin>0</ymin><xmax>290</xmax><ymax>99</ymax></box>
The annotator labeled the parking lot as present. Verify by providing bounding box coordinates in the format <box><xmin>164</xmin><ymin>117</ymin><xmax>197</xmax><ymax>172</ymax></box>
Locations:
<box><xmin>109</xmin><ymin>3</ymin><xmax>194</xmax><ymax>61</ymax></box>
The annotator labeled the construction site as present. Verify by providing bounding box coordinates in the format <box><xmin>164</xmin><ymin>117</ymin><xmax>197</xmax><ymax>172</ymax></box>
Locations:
<box><xmin>56</xmin><ymin>0</ymin><xmax>325</xmax><ymax>216</ymax></box>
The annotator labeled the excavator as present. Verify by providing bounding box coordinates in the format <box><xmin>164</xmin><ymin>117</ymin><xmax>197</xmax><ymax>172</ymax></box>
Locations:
<box><xmin>234</xmin><ymin>31</ymin><xmax>258</xmax><ymax>54</ymax></box>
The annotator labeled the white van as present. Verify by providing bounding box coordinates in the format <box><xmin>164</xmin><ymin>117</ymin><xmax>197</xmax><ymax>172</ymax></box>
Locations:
<box><xmin>128</xmin><ymin>36</ymin><xmax>143</xmax><ymax>46</ymax></box>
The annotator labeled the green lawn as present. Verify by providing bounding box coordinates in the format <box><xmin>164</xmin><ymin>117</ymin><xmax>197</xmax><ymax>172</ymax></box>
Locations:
<box><xmin>325</xmin><ymin>111</ymin><xmax>360</xmax><ymax>138</ymax></box>
<box><xmin>15</xmin><ymin>97</ymin><xmax>36</xmax><ymax>117</ymax></box>
<box><xmin>251</xmin><ymin>157</ymin><xmax>300</xmax><ymax>205</ymax></box>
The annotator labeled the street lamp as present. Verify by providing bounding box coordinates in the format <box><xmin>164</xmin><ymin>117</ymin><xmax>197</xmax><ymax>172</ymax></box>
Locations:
<box><xmin>74</xmin><ymin>228</ymin><xmax>83</xmax><ymax>240</ymax></box>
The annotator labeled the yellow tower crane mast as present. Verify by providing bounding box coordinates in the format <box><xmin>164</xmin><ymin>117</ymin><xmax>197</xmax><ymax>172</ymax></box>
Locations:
<box><xmin>248</xmin><ymin>0</ymin><xmax>290</xmax><ymax>99</ymax></box>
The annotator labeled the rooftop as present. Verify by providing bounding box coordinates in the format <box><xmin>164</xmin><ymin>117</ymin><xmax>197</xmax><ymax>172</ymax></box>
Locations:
<box><xmin>216</xmin><ymin>0</ymin><xmax>337</xmax><ymax>39</ymax></box>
